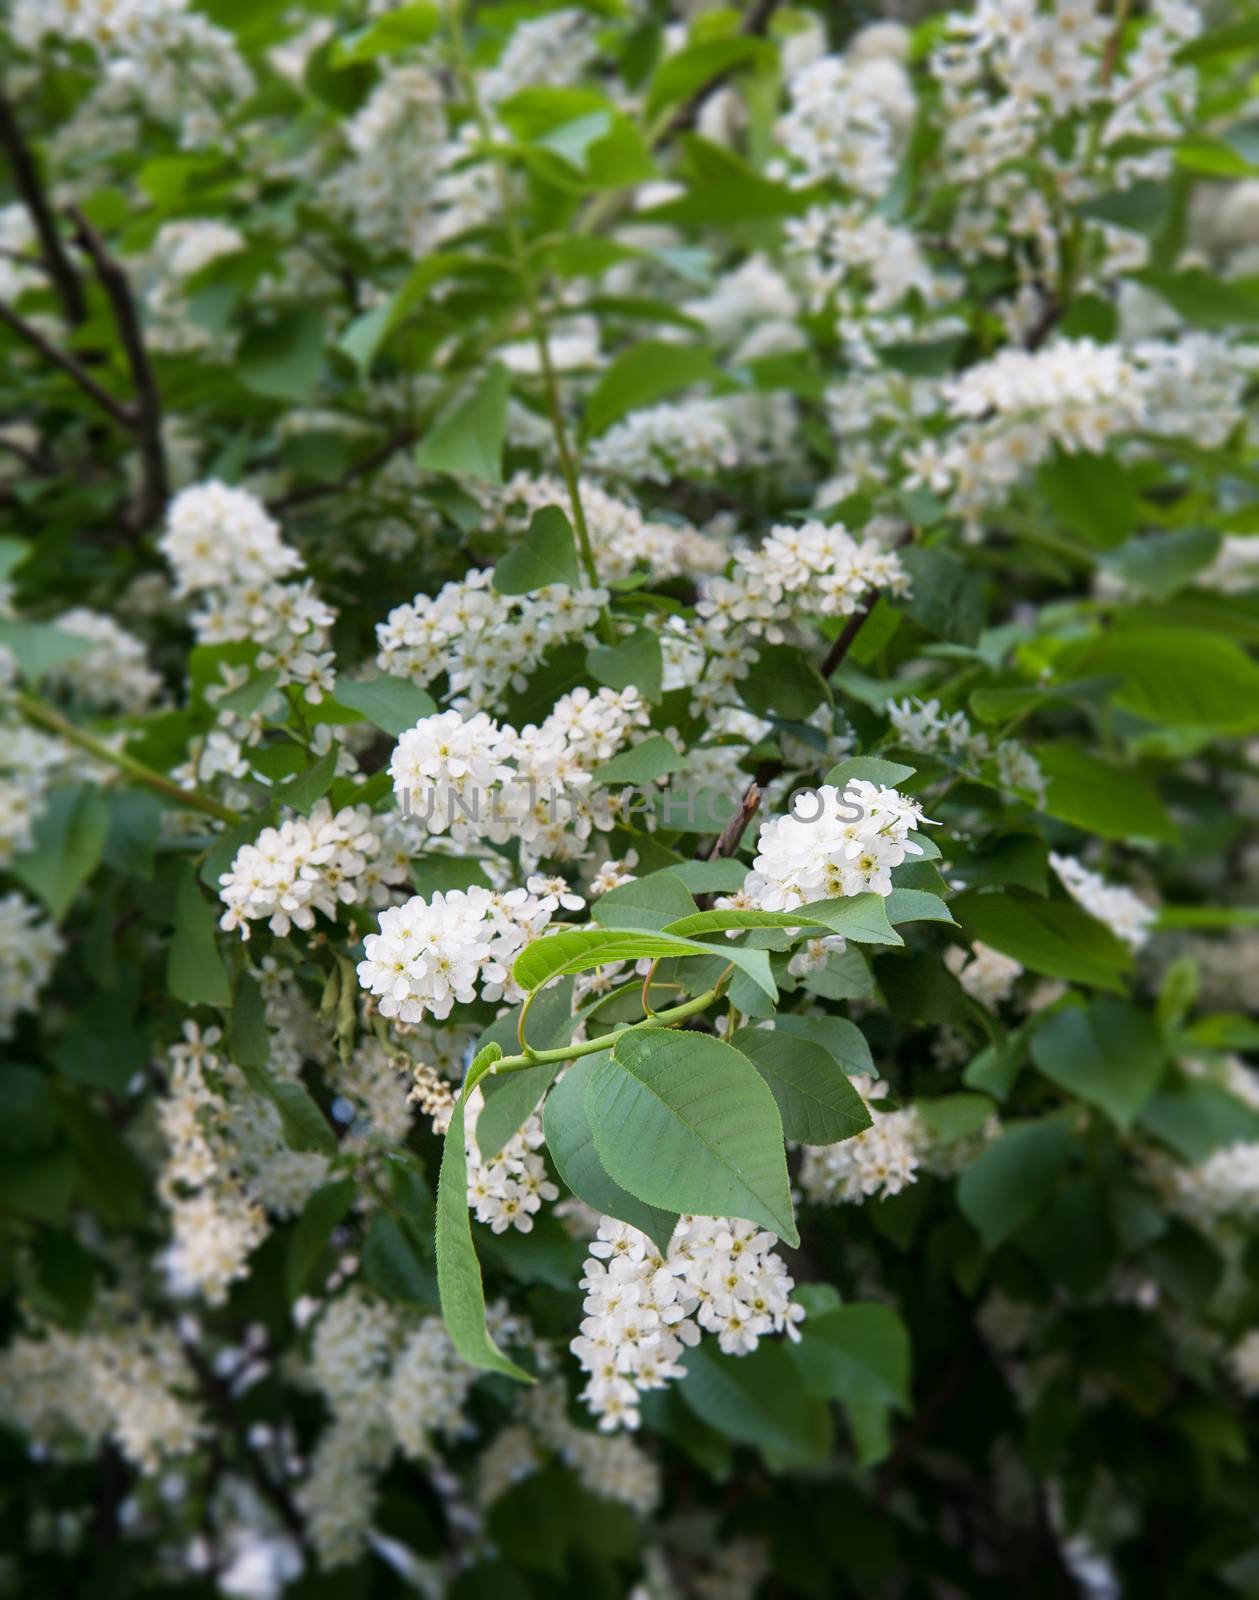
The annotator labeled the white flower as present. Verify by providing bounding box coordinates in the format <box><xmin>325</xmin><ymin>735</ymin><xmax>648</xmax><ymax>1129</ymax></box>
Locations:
<box><xmin>1050</xmin><ymin>852</ymin><xmax>1157</xmax><ymax>951</ymax></box>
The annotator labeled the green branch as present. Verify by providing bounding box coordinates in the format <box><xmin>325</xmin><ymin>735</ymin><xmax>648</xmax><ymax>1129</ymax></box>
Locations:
<box><xmin>489</xmin><ymin>977</ymin><xmax>732</xmax><ymax>1077</ymax></box>
<box><xmin>16</xmin><ymin>691</ymin><xmax>242</xmax><ymax>824</ymax></box>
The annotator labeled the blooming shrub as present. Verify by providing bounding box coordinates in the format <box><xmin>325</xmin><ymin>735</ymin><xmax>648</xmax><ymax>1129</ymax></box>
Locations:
<box><xmin>2</xmin><ymin>1</ymin><xmax>1259</xmax><ymax>1594</ymax></box>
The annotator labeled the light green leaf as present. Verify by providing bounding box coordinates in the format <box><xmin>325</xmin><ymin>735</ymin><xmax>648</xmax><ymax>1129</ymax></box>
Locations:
<box><xmin>587</xmin><ymin>1028</ymin><xmax>797</xmax><ymax>1244</ymax></box>
<box><xmin>330</xmin><ymin>3</ymin><xmax>440</xmax><ymax>64</ymax></box>
<box><xmin>771</xmin><ymin>1014</ymin><xmax>874</xmax><ymax>1076</ymax></box>
<box><xmin>662</xmin><ymin>908</ymin><xmax>827</xmax><ymax>938</ymax></box>
<box><xmin>593</xmin><ymin>735</ymin><xmax>686</xmax><ymax>785</ymax></box>
<box><xmin>1033</xmin><ymin>744</ymin><xmax>1177</xmax><ymax>844</ymax></box>
<box><xmin>493</xmin><ymin>505</ymin><xmax>581</xmax><ymax>594</ymax></box>
<box><xmin>587</xmin><ymin>627</ymin><xmax>663</xmax><ymax>702</ymax></box>
<box><xmin>797</xmin><ymin>894</ymin><xmax>904</xmax><ymax>947</ymax></box>
<box><xmin>645</xmin><ymin>34</ymin><xmax>774</xmax><ymax>117</ymax></box>
<box><xmin>0</xmin><ymin>621</ymin><xmax>92</xmax><ymax>680</ymax></box>
<box><xmin>825</xmin><ymin>755</ymin><xmax>917</xmax><ymax>789</ymax></box>
<box><xmin>732</xmin><ymin>1028</ymin><xmax>872</xmax><ymax>1145</ymax></box>
<box><xmin>1068</xmin><ymin>627</ymin><xmax>1259</xmax><ymax>732</ymax></box>
<box><xmin>583</xmin><ymin>340</ymin><xmax>716</xmax><ymax>438</ymax></box>
<box><xmin>885</xmin><ymin>888</ymin><xmax>956</xmax><ymax>926</ymax></box>
<box><xmin>332</xmin><ymin>675</ymin><xmax>437</xmax><ymax>736</ymax></box>
<box><xmin>513</xmin><ymin>928</ymin><xmax>708</xmax><ymax>992</ymax></box>
<box><xmin>417</xmin><ymin>363</ymin><xmax>510</xmax><ymax>484</ymax></box>
<box><xmin>436</xmin><ymin>1044</ymin><xmax>533</xmax><ymax>1382</ymax></box>
<box><xmin>594</xmin><ymin>873</ymin><xmax>698</xmax><ymax>931</ymax></box>
<box><xmin>1030</xmin><ymin>1000</ymin><xmax>1167</xmax><ymax>1130</ymax></box>
<box><xmin>542</xmin><ymin>1055</ymin><xmax>677</xmax><ymax>1255</ymax></box>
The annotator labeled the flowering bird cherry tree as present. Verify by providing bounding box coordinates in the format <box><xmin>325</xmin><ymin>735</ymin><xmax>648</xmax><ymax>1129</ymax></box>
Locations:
<box><xmin>2</xmin><ymin>0</ymin><xmax>1259</xmax><ymax>1595</ymax></box>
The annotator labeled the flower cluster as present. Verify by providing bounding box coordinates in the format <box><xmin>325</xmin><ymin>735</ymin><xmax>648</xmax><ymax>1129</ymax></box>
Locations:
<box><xmin>740</xmin><ymin>780</ymin><xmax>926</xmax><ymax>913</ymax></box>
<box><xmin>160</xmin><ymin>482</ymin><xmax>336</xmax><ymax>704</ymax></box>
<box><xmin>218</xmin><ymin>799</ymin><xmax>407</xmax><ymax>940</ymax></box>
<box><xmin>464</xmin><ymin>1093</ymin><xmax>559</xmax><ymax>1235</ymax></box>
<box><xmin>888</xmin><ymin>695</ymin><xmax>1048</xmax><ymax>804</ymax></box>
<box><xmin>0</xmin><ymin>891</ymin><xmax>63</xmax><ymax>1040</ymax></box>
<box><xmin>572</xmin><ymin>1215</ymin><xmax>804</xmax><ymax>1431</ymax></box>
<box><xmin>1050</xmin><ymin>852</ymin><xmax>1158</xmax><ymax>951</ymax></box>
<box><xmin>356</xmin><ymin>883</ymin><xmax>560</xmax><ymax>1024</ymax></box>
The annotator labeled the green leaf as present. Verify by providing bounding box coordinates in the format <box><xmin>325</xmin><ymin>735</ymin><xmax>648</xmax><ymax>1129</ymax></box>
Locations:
<box><xmin>593</xmin><ymin>734</ymin><xmax>686</xmax><ymax>784</ymax></box>
<box><xmin>417</xmin><ymin>363</ymin><xmax>511</xmax><ymax>484</ymax></box>
<box><xmin>586</xmin><ymin>1028</ymin><xmax>797</xmax><ymax>1244</ymax></box>
<box><xmin>238</xmin><ymin>309</ymin><xmax>325</xmax><ymax>402</ymax></box>
<box><xmin>0</xmin><ymin>620</ymin><xmax>92</xmax><ymax>680</ymax></box>
<box><xmin>587</xmin><ymin>626</ymin><xmax>663</xmax><ymax>701</ymax></box>
<box><xmin>825</xmin><ymin>755</ymin><xmax>917</xmax><ymax>788</ymax></box>
<box><xmin>740</xmin><ymin>643</ymin><xmax>829</xmax><ymax>720</ymax></box>
<box><xmin>476</xmin><ymin>980</ymin><xmax>576</xmax><ymax>1160</ymax></box>
<box><xmin>917</xmin><ymin>1092</ymin><xmax>996</xmax><ymax>1144</ymax></box>
<box><xmin>798</xmin><ymin>893</ymin><xmax>904</xmax><ymax>946</ymax></box>
<box><xmin>332</xmin><ymin>675</ymin><xmax>437</xmax><ymax>736</ymax></box>
<box><xmin>645</xmin><ymin>34</ymin><xmax>773</xmax><ymax>117</ymax></box>
<box><xmin>12</xmin><ymin>786</ymin><xmax>109</xmax><ymax>920</ymax></box>
<box><xmin>167</xmin><ymin>867</ymin><xmax>232</xmax><ymax>1006</ymax></box>
<box><xmin>542</xmin><ymin>1054</ymin><xmax>677</xmax><ymax>1254</ymax></box>
<box><xmin>493</xmin><ymin>506</ymin><xmax>581</xmax><ymax>594</ymax></box>
<box><xmin>595</xmin><ymin>873</ymin><xmax>699</xmax><ymax>931</ymax></box>
<box><xmin>1034</xmin><ymin>450</ymin><xmax>1139</xmax><ymax>548</ymax></box>
<box><xmin>885</xmin><ymin>888</ymin><xmax>956</xmax><ymax>926</ymax></box>
<box><xmin>1138</xmin><ymin>1077</ymin><xmax>1259</xmax><ymax>1164</ymax></box>
<box><xmin>227</xmin><ymin>973</ymin><xmax>270</xmax><ymax>1070</ymax></box>
<box><xmin>732</xmin><ymin>1028</ymin><xmax>872</xmax><ymax>1145</ymax></box>
<box><xmin>899</xmin><ymin>547</ymin><xmax>984</xmax><ymax>645</ymax></box>
<box><xmin>772</xmin><ymin>1014</ymin><xmax>874</xmax><ymax>1076</ymax></box>
<box><xmin>286</xmin><ymin>1179</ymin><xmax>355</xmax><ymax>1299</ymax></box>
<box><xmin>1099</xmin><ymin>528</ymin><xmax>1221</xmax><ymax>599</ymax></box>
<box><xmin>363</xmin><ymin>1212</ymin><xmax>436</xmax><ymax>1306</ymax></box>
<box><xmin>662</xmin><ymin>907</ymin><xmax>826</xmax><ymax>938</ymax></box>
<box><xmin>436</xmin><ymin>1044</ymin><xmax>533</xmax><ymax>1381</ymax></box>
<box><xmin>1067</xmin><ymin>627</ymin><xmax>1259</xmax><ymax>732</ymax></box>
<box><xmin>668</xmin><ymin>858</ymin><xmax>750</xmax><ymax>893</ymax></box>
<box><xmin>513</xmin><ymin>927</ymin><xmax>710</xmax><ymax>992</ymax></box>
<box><xmin>952</xmin><ymin>890</ymin><xmax>1130</xmax><ymax>993</ymax></box>
<box><xmin>642</xmin><ymin>136</ymin><xmax>814</xmax><ymax>224</ymax></box>
<box><xmin>680</xmin><ymin>1341</ymin><xmax>826</xmax><ymax>1466</ymax></box>
<box><xmin>277</xmin><ymin>746</ymin><xmax>339</xmax><ymax>813</ymax></box>
<box><xmin>330</xmin><ymin>2</ymin><xmax>440</xmax><ymax>64</ymax></box>
<box><xmin>792</xmin><ymin>1303</ymin><xmax>911</xmax><ymax>1411</ymax></box>
<box><xmin>1030</xmin><ymin>1000</ymin><xmax>1167</xmax><ymax>1130</ymax></box>
<box><xmin>238</xmin><ymin>1058</ymin><xmax>337</xmax><ymax>1157</ymax></box>
<box><xmin>957</xmin><ymin>1119</ymin><xmax>1072</xmax><ymax>1250</ymax></box>
<box><xmin>1033</xmin><ymin>744</ymin><xmax>1176</xmax><ymax>844</ymax></box>
<box><xmin>583</xmin><ymin>340</ymin><xmax>716</xmax><ymax>437</ymax></box>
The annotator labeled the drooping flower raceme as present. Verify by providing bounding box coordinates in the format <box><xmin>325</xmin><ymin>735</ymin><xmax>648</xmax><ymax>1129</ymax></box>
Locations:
<box><xmin>218</xmin><ymin>799</ymin><xmax>406</xmax><ymax>940</ymax></box>
<box><xmin>1050</xmin><ymin>852</ymin><xmax>1157</xmax><ymax>951</ymax></box>
<box><xmin>571</xmin><ymin>1215</ymin><xmax>805</xmax><ymax>1432</ymax></box>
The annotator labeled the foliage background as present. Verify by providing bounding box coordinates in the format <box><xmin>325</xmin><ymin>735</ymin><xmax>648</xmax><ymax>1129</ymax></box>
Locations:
<box><xmin>3</xmin><ymin>0</ymin><xmax>1259</xmax><ymax>1596</ymax></box>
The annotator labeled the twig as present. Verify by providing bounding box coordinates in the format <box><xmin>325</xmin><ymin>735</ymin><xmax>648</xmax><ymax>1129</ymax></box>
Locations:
<box><xmin>0</xmin><ymin>88</ymin><xmax>86</xmax><ymax>325</ymax></box>
<box><xmin>0</xmin><ymin>298</ymin><xmax>134</xmax><ymax>428</ymax></box>
<box><xmin>707</xmin><ymin>779</ymin><xmax>766</xmax><ymax>861</ymax></box>
<box><xmin>67</xmin><ymin>205</ymin><xmax>168</xmax><ymax>531</ymax></box>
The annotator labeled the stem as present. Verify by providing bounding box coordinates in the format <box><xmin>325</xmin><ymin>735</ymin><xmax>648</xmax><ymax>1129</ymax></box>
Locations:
<box><xmin>445</xmin><ymin>1</ymin><xmax>612</xmax><ymax>635</ymax></box>
<box><xmin>16</xmin><ymin>691</ymin><xmax>241</xmax><ymax>824</ymax></box>
<box><xmin>0</xmin><ymin>298</ymin><xmax>133</xmax><ymax>428</ymax></box>
<box><xmin>488</xmin><ymin>979</ymin><xmax>730</xmax><ymax>1077</ymax></box>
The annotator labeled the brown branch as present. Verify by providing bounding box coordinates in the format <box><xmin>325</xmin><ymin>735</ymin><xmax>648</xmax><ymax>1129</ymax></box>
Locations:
<box><xmin>708</xmin><ymin>779</ymin><xmax>765</xmax><ymax>861</ymax></box>
<box><xmin>67</xmin><ymin>205</ymin><xmax>168</xmax><ymax>531</ymax></box>
<box><xmin>0</xmin><ymin>88</ymin><xmax>86</xmax><ymax>325</ymax></box>
<box><xmin>0</xmin><ymin>297</ymin><xmax>134</xmax><ymax>427</ymax></box>
<box><xmin>268</xmin><ymin>425</ymin><xmax>417</xmax><ymax>513</ymax></box>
